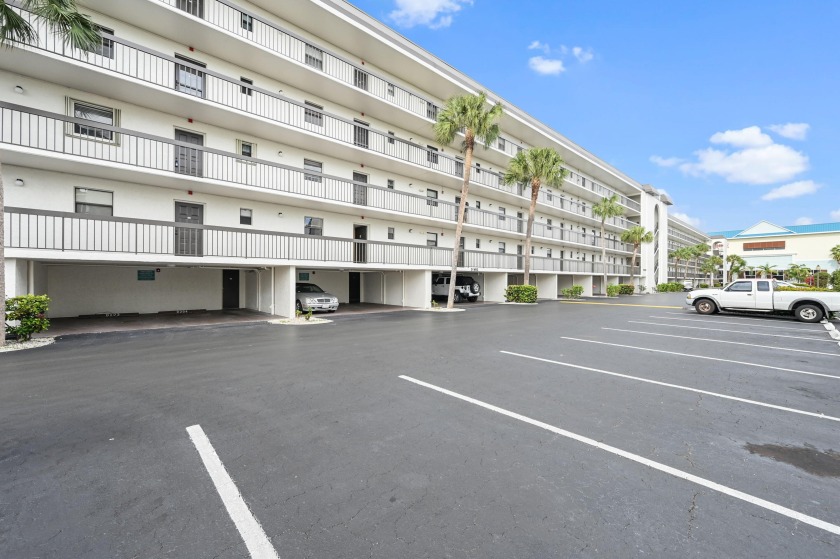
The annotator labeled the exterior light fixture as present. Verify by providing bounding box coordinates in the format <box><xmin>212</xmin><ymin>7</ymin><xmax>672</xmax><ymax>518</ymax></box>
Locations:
<box><xmin>14</xmin><ymin>85</ymin><xmax>24</xmax><ymax>94</ymax></box>
<box><xmin>14</xmin><ymin>178</ymin><xmax>24</xmax><ymax>186</ymax></box>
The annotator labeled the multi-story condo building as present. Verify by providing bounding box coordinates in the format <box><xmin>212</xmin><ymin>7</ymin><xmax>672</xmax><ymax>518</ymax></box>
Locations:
<box><xmin>1</xmin><ymin>0</ymin><xmax>703</xmax><ymax>317</ymax></box>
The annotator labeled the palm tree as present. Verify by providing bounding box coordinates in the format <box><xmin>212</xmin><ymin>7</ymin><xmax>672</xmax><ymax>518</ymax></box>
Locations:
<box><xmin>501</xmin><ymin>147</ymin><xmax>567</xmax><ymax>286</ymax></box>
<box><xmin>620</xmin><ymin>225</ymin><xmax>653</xmax><ymax>287</ymax></box>
<box><xmin>700</xmin><ymin>255</ymin><xmax>722</xmax><ymax>285</ymax></box>
<box><xmin>831</xmin><ymin>245</ymin><xmax>840</xmax><ymax>267</ymax></box>
<box><xmin>786</xmin><ymin>263</ymin><xmax>809</xmax><ymax>284</ymax></box>
<box><xmin>756</xmin><ymin>263</ymin><xmax>775</xmax><ymax>279</ymax></box>
<box><xmin>669</xmin><ymin>249</ymin><xmax>682</xmax><ymax>282</ymax></box>
<box><xmin>726</xmin><ymin>254</ymin><xmax>747</xmax><ymax>280</ymax></box>
<box><xmin>591</xmin><ymin>194</ymin><xmax>624</xmax><ymax>294</ymax></box>
<box><xmin>433</xmin><ymin>92</ymin><xmax>503</xmax><ymax>308</ymax></box>
<box><xmin>1</xmin><ymin>0</ymin><xmax>100</xmax><ymax>346</ymax></box>
<box><xmin>690</xmin><ymin>243</ymin><xmax>710</xmax><ymax>282</ymax></box>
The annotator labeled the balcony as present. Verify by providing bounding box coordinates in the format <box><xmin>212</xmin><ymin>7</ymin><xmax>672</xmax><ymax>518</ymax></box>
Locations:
<box><xmin>0</xmin><ymin>102</ymin><xmax>633</xmax><ymax>255</ymax></box>
<box><xmin>6</xmin><ymin>2</ymin><xmax>635</xmax><ymax>229</ymax></box>
<box><xmin>4</xmin><ymin>207</ymin><xmax>632</xmax><ymax>275</ymax></box>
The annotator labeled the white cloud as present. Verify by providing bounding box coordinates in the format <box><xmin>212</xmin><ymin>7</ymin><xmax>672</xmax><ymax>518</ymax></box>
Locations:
<box><xmin>650</xmin><ymin>155</ymin><xmax>684</xmax><ymax>168</ymax></box>
<box><xmin>768</xmin><ymin>123</ymin><xmax>810</xmax><ymax>141</ymax></box>
<box><xmin>572</xmin><ymin>46</ymin><xmax>594</xmax><ymax>64</ymax></box>
<box><xmin>389</xmin><ymin>0</ymin><xmax>472</xmax><ymax>29</ymax></box>
<box><xmin>671</xmin><ymin>211</ymin><xmax>701</xmax><ymax>228</ymax></box>
<box><xmin>794</xmin><ymin>217</ymin><xmax>815</xmax><ymax>225</ymax></box>
<box><xmin>830</xmin><ymin>209</ymin><xmax>840</xmax><ymax>220</ymax></box>
<box><xmin>760</xmin><ymin>180</ymin><xmax>821</xmax><ymax>201</ymax></box>
<box><xmin>528</xmin><ymin>56</ymin><xmax>565</xmax><ymax>76</ymax></box>
<box><xmin>679</xmin><ymin>143</ymin><xmax>808</xmax><ymax>185</ymax></box>
<box><xmin>528</xmin><ymin>40</ymin><xmax>551</xmax><ymax>54</ymax></box>
<box><xmin>709</xmin><ymin>126</ymin><xmax>773</xmax><ymax>148</ymax></box>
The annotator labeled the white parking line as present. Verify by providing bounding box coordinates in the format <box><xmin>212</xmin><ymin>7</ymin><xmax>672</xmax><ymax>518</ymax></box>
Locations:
<box><xmin>603</xmin><ymin>328</ymin><xmax>840</xmax><ymax>357</ymax></box>
<box><xmin>499</xmin><ymin>351</ymin><xmax>840</xmax><ymax>422</ymax></box>
<box><xmin>560</xmin><ymin>337</ymin><xmax>840</xmax><ymax>380</ymax></box>
<box><xmin>187</xmin><ymin>425</ymin><xmax>281</xmax><ymax>559</ymax></box>
<box><xmin>627</xmin><ymin>321</ymin><xmax>833</xmax><ymax>342</ymax></box>
<box><xmin>653</xmin><ymin>315</ymin><xmax>827</xmax><ymax>333</ymax></box>
<box><xmin>398</xmin><ymin>375</ymin><xmax>840</xmax><ymax>537</ymax></box>
<box><xmin>665</xmin><ymin>311</ymin><xmax>824</xmax><ymax>327</ymax></box>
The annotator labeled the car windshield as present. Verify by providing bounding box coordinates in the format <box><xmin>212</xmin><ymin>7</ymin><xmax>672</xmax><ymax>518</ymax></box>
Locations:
<box><xmin>297</xmin><ymin>284</ymin><xmax>324</xmax><ymax>293</ymax></box>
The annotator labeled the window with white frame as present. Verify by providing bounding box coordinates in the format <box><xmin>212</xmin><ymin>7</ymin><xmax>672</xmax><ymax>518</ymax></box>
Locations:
<box><xmin>427</xmin><ymin>232</ymin><xmax>438</xmax><ymax>247</ymax></box>
<box><xmin>426</xmin><ymin>189</ymin><xmax>438</xmax><ymax>206</ymax></box>
<box><xmin>388</xmin><ymin>227</ymin><xmax>395</xmax><ymax>240</ymax></box>
<box><xmin>86</xmin><ymin>25</ymin><xmax>114</xmax><ymax>58</ymax></box>
<box><xmin>427</xmin><ymin>146</ymin><xmax>439</xmax><ymax>165</ymax></box>
<box><xmin>68</xmin><ymin>99</ymin><xmax>119</xmax><ymax>143</ymax></box>
<box><xmin>546</xmin><ymin>218</ymin><xmax>553</xmax><ymax>230</ymax></box>
<box><xmin>547</xmin><ymin>248</ymin><xmax>552</xmax><ymax>258</ymax></box>
<box><xmin>304</xmin><ymin>101</ymin><xmax>323</xmax><ymax>126</ymax></box>
<box><xmin>241</xmin><ymin>12</ymin><xmax>253</xmax><ymax>32</ymax></box>
<box><xmin>304</xmin><ymin>159</ymin><xmax>322</xmax><ymax>182</ymax></box>
<box><xmin>387</xmin><ymin>83</ymin><xmax>395</xmax><ymax>96</ymax></box>
<box><xmin>240</xmin><ymin>77</ymin><xmax>253</xmax><ymax>96</ymax></box>
<box><xmin>240</xmin><ymin>208</ymin><xmax>252</xmax><ymax>225</ymax></box>
<box><xmin>304</xmin><ymin>216</ymin><xmax>323</xmax><ymax>236</ymax></box>
<box><xmin>498</xmin><ymin>137</ymin><xmax>506</xmax><ymax>150</ymax></box>
<box><xmin>475</xmin><ymin>239</ymin><xmax>481</xmax><ymax>249</ymax></box>
<box><xmin>305</xmin><ymin>43</ymin><xmax>323</xmax><ymax>70</ymax></box>
<box><xmin>498</xmin><ymin>207</ymin><xmax>506</xmax><ymax>221</ymax></box>
<box><xmin>387</xmin><ymin>179</ymin><xmax>394</xmax><ymax>189</ymax></box>
<box><xmin>75</xmin><ymin>187</ymin><xmax>113</xmax><ymax>216</ymax></box>
<box><xmin>387</xmin><ymin>131</ymin><xmax>395</xmax><ymax>145</ymax></box>
<box><xmin>498</xmin><ymin>241</ymin><xmax>506</xmax><ymax>253</ymax></box>
<box><xmin>237</xmin><ymin>140</ymin><xmax>255</xmax><ymax>159</ymax></box>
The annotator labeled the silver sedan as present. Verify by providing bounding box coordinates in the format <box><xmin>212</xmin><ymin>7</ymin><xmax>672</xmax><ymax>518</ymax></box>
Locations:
<box><xmin>295</xmin><ymin>283</ymin><xmax>339</xmax><ymax>313</ymax></box>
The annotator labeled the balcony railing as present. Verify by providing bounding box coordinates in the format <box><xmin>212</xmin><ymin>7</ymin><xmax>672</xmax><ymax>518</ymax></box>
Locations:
<box><xmin>8</xmin><ymin>2</ymin><xmax>633</xmax><ymax>229</ymax></box>
<box><xmin>4</xmin><ymin>207</ymin><xmax>634</xmax><ymax>275</ymax></box>
<box><xmin>565</xmin><ymin>170</ymin><xmax>640</xmax><ymax>211</ymax></box>
<box><xmin>0</xmin><ymin>103</ymin><xmax>633</xmax><ymax>254</ymax></box>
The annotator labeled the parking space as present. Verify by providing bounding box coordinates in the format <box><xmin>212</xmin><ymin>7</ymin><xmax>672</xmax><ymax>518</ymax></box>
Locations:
<box><xmin>2</xmin><ymin>298</ymin><xmax>839</xmax><ymax>557</ymax></box>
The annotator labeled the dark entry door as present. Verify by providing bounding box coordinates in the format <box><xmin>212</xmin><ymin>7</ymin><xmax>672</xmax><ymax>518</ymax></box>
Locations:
<box><xmin>352</xmin><ymin>172</ymin><xmax>368</xmax><ymax>206</ymax></box>
<box><xmin>175</xmin><ymin>202</ymin><xmax>203</xmax><ymax>256</ymax></box>
<box><xmin>353</xmin><ymin>224</ymin><xmax>367</xmax><ymax>264</ymax></box>
<box><xmin>349</xmin><ymin>272</ymin><xmax>361</xmax><ymax>304</ymax></box>
<box><xmin>517</xmin><ymin>211</ymin><xmax>524</xmax><ymax>233</ymax></box>
<box><xmin>516</xmin><ymin>244</ymin><xmax>523</xmax><ymax>270</ymax></box>
<box><xmin>222</xmin><ymin>269</ymin><xmax>239</xmax><ymax>309</ymax></box>
<box><xmin>354</xmin><ymin>119</ymin><xmax>369</xmax><ymax>149</ymax></box>
<box><xmin>175</xmin><ymin>129</ymin><xmax>204</xmax><ymax>177</ymax></box>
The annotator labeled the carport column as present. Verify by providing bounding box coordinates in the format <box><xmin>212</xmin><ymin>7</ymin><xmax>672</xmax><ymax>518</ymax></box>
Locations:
<box><xmin>574</xmin><ymin>275</ymin><xmax>594</xmax><ymax>297</ymax></box>
<box><xmin>402</xmin><ymin>270</ymin><xmax>432</xmax><ymax>308</ymax></box>
<box><xmin>273</xmin><ymin>265</ymin><xmax>296</xmax><ymax>318</ymax></box>
<box><xmin>3</xmin><ymin>258</ymin><xmax>26</xmax><ymax>298</ymax></box>
<box><xmin>535</xmin><ymin>274</ymin><xmax>558</xmax><ymax>299</ymax></box>
<box><xmin>483</xmin><ymin>272</ymin><xmax>507</xmax><ymax>302</ymax></box>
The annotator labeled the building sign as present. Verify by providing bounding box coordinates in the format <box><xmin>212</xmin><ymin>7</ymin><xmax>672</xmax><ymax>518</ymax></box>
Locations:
<box><xmin>137</xmin><ymin>270</ymin><xmax>156</xmax><ymax>281</ymax></box>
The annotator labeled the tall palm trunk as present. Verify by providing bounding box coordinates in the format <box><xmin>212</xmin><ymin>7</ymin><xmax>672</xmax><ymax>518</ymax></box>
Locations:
<box><xmin>629</xmin><ymin>244</ymin><xmax>639</xmax><ymax>286</ymax></box>
<box><xmin>522</xmin><ymin>178</ymin><xmax>540</xmax><ymax>286</ymax></box>
<box><xmin>0</xmin><ymin>160</ymin><xmax>5</xmax><ymax>347</ymax></box>
<box><xmin>600</xmin><ymin>220</ymin><xmax>607</xmax><ymax>294</ymax></box>
<box><xmin>447</xmin><ymin>138</ymin><xmax>473</xmax><ymax>309</ymax></box>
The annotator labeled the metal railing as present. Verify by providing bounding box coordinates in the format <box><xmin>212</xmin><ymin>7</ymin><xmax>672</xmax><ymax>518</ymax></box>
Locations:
<box><xmin>565</xmin><ymin>170</ymin><xmax>640</xmax><ymax>211</ymax></box>
<box><xmin>0</xmin><ymin>103</ymin><xmax>634</xmax><ymax>253</ymax></box>
<box><xmin>4</xmin><ymin>207</ymin><xmax>634</xmax><ymax>274</ymax></box>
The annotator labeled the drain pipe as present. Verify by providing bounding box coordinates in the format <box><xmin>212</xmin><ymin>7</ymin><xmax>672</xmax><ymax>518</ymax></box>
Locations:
<box><xmin>27</xmin><ymin>260</ymin><xmax>35</xmax><ymax>294</ymax></box>
<box><xmin>271</xmin><ymin>267</ymin><xmax>276</xmax><ymax>315</ymax></box>
<box><xmin>380</xmin><ymin>271</ymin><xmax>386</xmax><ymax>305</ymax></box>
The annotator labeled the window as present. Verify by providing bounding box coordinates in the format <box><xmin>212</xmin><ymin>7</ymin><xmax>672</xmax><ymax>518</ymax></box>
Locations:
<box><xmin>498</xmin><ymin>241</ymin><xmax>506</xmax><ymax>253</ymax></box>
<box><xmin>176</xmin><ymin>0</ymin><xmax>203</xmax><ymax>17</ymax></box>
<box><xmin>387</xmin><ymin>179</ymin><xmax>395</xmax><ymax>189</ymax></box>
<box><xmin>726</xmin><ymin>281</ymin><xmax>753</xmax><ymax>292</ymax></box>
<box><xmin>426</xmin><ymin>189</ymin><xmax>438</xmax><ymax>207</ymax></box>
<box><xmin>744</xmin><ymin>241</ymin><xmax>786</xmax><ymax>251</ymax></box>
<box><xmin>70</xmin><ymin>99</ymin><xmax>118</xmax><ymax>142</ymax></box>
<box><xmin>427</xmin><ymin>146</ymin><xmax>439</xmax><ymax>165</ymax></box>
<box><xmin>304</xmin><ymin>216</ymin><xmax>323</xmax><ymax>236</ymax></box>
<box><xmin>474</xmin><ymin>201</ymin><xmax>481</xmax><ymax>209</ymax></box>
<box><xmin>757</xmin><ymin>281</ymin><xmax>770</xmax><ymax>292</ymax></box>
<box><xmin>498</xmin><ymin>137</ymin><xmax>506</xmax><ymax>150</ymax></box>
<box><xmin>426</xmin><ymin>102</ymin><xmax>438</xmax><ymax>120</ymax></box>
<box><xmin>546</xmin><ymin>191</ymin><xmax>553</xmax><ymax>202</ymax></box>
<box><xmin>304</xmin><ymin>101</ymin><xmax>323</xmax><ymax>126</ymax></box>
<box><xmin>547</xmin><ymin>248</ymin><xmax>552</xmax><ymax>258</ymax></box>
<box><xmin>241</xmin><ymin>12</ymin><xmax>253</xmax><ymax>32</ymax></box>
<box><xmin>498</xmin><ymin>207</ymin><xmax>506</xmax><ymax>221</ymax></box>
<box><xmin>240</xmin><ymin>77</ymin><xmax>253</xmax><ymax>96</ymax></box>
<box><xmin>353</xmin><ymin>68</ymin><xmax>368</xmax><ymax>90</ymax></box>
<box><xmin>475</xmin><ymin>163</ymin><xmax>481</xmax><ymax>175</ymax></box>
<box><xmin>304</xmin><ymin>159</ymin><xmax>322</xmax><ymax>182</ymax></box>
<box><xmin>388</xmin><ymin>227</ymin><xmax>395</xmax><ymax>240</ymax></box>
<box><xmin>87</xmin><ymin>25</ymin><xmax>114</xmax><ymax>58</ymax></box>
<box><xmin>454</xmin><ymin>158</ymin><xmax>464</xmax><ymax>177</ymax></box>
<box><xmin>387</xmin><ymin>83</ymin><xmax>395</xmax><ymax>96</ymax></box>
<box><xmin>305</xmin><ymin>43</ymin><xmax>323</xmax><ymax>70</ymax></box>
<box><xmin>354</xmin><ymin>119</ymin><xmax>369</xmax><ymax>149</ymax></box>
<box><xmin>237</xmin><ymin>140</ymin><xmax>255</xmax><ymax>158</ymax></box>
<box><xmin>546</xmin><ymin>218</ymin><xmax>553</xmax><ymax>231</ymax></box>
<box><xmin>517</xmin><ymin>146</ymin><xmax>523</xmax><ymax>154</ymax></box>
<box><xmin>387</xmin><ymin>131</ymin><xmax>395</xmax><ymax>145</ymax></box>
<box><xmin>75</xmin><ymin>187</ymin><xmax>113</xmax><ymax>216</ymax></box>
<box><xmin>475</xmin><ymin>239</ymin><xmax>481</xmax><ymax>249</ymax></box>
<box><xmin>175</xmin><ymin>54</ymin><xmax>206</xmax><ymax>98</ymax></box>
<box><xmin>240</xmin><ymin>208</ymin><xmax>252</xmax><ymax>225</ymax></box>
<box><xmin>427</xmin><ymin>232</ymin><xmax>438</xmax><ymax>247</ymax></box>
<box><xmin>531</xmin><ymin>246</ymin><xmax>535</xmax><ymax>255</ymax></box>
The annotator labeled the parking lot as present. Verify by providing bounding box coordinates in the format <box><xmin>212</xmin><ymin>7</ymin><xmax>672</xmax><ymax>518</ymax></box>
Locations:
<box><xmin>1</xmin><ymin>295</ymin><xmax>838</xmax><ymax>558</ymax></box>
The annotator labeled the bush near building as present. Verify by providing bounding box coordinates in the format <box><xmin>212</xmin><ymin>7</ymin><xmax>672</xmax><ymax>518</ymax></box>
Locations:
<box><xmin>606</xmin><ymin>285</ymin><xmax>621</xmax><ymax>297</ymax></box>
<box><xmin>618</xmin><ymin>284</ymin><xmax>635</xmax><ymax>295</ymax></box>
<box><xmin>504</xmin><ymin>285</ymin><xmax>538</xmax><ymax>303</ymax></box>
<box><xmin>5</xmin><ymin>295</ymin><xmax>51</xmax><ymax>341</ymax></box>
<box><xmin>656</xmin><ymin>282</ymin><xmax>684</xmax><ymax>292</ymax></box>
<box><xmin>561</xmin><ymin>285</ymin><xmax>585</xmax><ymax>299</ymax></box>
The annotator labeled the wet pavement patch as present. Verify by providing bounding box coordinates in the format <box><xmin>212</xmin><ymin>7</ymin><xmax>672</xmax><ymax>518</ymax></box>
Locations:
<box><xmin>745</xmin><ymin>443</ymin><xmax>840</xmax><ymax>477</ymax></box>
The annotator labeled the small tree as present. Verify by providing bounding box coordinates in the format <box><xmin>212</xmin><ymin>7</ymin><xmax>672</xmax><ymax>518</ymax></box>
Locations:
<box><xmin>700</xmin><ymin>255</ymin><xmax>722</xmax><ymax>285</ymax></box>
<box><xmin>501</xmin><ymin>147</ymin><xmax>567</xmax><ymax>286</ymax></box>
<box><xmin>786</xmin><ymin>263</ymin><xmax>809</xmax><ymax>284</ymax></box>
<box><xmin>831</xmin><ymin>245</ymin><xmax>840</xmax><ymax>267</ymax></box>
<box><xmin>620</xmin><ymin>226</ymin><xmax>653</xmax><ymax>288</ymax></box>
<box><xmin>433</xmin><ymin>92</ymin><xmax>503</xmax><ymax>309</ymax></box>
<box><xmin>756</xmin><ymin>263</ymin><xmax>776</xmax><ymax>279</ymax></box>
<box><xmin>591</xmin><ymin>194</ymin><xmax>625</xmax><ymax>294</ymax></box>
<box><xmin>726</xmin><ymin>254</ymin><xmax>747</xmax><ymax>280</ymax></box>
<box><xmin>690</xmin><ymin>243</ymin><xmax>710</xmax><ymax>282</ymax></box>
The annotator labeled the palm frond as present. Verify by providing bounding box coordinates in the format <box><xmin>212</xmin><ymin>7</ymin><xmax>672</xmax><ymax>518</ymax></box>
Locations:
<box><xmin>433</xmin><ymin>91</ymin><xmax>503</xmax><ymax>151</ymax></box>
<box><xmin>0</xmin><ymin>1</ymin><xmax>37</xmax><ymax>47</ymax></box>
<box><xmin>25</xmin><ymin>0</ymin><xmax>100</xmax><ymax>50</ymax></box>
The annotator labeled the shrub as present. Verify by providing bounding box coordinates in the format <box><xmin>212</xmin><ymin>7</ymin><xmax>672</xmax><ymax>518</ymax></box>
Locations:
<box><xmin>698</xmin><ymin>283</ymin><xmax>709</xmax><ymax>289</ymax></box>
<box><xmin>606</xmin><ymin>284</ymin><xmax>621</xmax><ymax>297</ymax></box>
<box><xmin>655</xmin><ymin>282</ymin><xmax>684</xmax><ymax>292</ymax></box>
<box><xmin>777</xmin><ymin>286</ymin><xmax>826</xmax><ymax>292</ymax></box>
<box><xmin>831</xmin><ymin>270</ymin><xmax>840</xmax><ymax>291</ymax></box>
<box><xmin>637</xmin><ymin>284</ymin><xmax>646</xmax><ymax>293</ymax></box>
<box><xmin>815</xmin><ymin>271</ymin><xmax>831</xmax><ymax>289</ymax></box>
<box><xmin>5</xmin><ymin>294</ymin><xmax>51</xmax><ymax>342</ymax></box>
<box><xmin>505</xmin><ymin>284</ymin><xmax>538</xmax><ymax>303</ymax></box>
<box><xmin>561</xmin><ymin>285</ymin><xmax>584</xmax><ymax>299</ymax></box>
<box><xmin>618</xmin><ymin>284</ymin><xmax>635</xmax><ymax>295</ymax></box>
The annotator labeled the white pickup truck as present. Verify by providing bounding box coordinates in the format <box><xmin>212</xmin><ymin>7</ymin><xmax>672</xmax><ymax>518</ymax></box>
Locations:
<box><xmin>686</xmin><ymin>278</ymin><xmax>840</xmax><ymax>322</ymax></box>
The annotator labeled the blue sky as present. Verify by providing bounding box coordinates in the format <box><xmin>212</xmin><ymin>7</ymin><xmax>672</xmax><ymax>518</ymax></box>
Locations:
<box><xmin>346</xmin><ymin>0</ymin><xmax>840</xmax><ymax>232</ymax></box>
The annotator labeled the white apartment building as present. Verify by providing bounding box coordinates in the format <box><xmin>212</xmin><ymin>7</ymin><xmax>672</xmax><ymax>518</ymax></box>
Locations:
<box><xmin>1</xmin><ymin>0</ymin><xmax>701</xmax><ymax>318</ymax></box>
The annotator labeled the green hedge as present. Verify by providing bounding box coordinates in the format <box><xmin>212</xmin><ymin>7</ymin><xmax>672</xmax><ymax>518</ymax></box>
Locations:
<box><xmin>656</xmin><ymin>282</ymin><xmax>684</xmax><ymax>292</ymax></box>
<box><xmin>618</xmin><ymin>284</ymin><xmax>635</xmax><ymax>295</ymax></box>
<box><xmin>561</xmin><ymin>285</ymin><xmax>584</xmax><ymax>299</ymax></box>
<box><xmin>777</xmin><ymin>286</ymin><xmax>827</xmax><ymax>292</ymax></box>
<box><xmin>5</xmin><ymin>294</ymin><xmax>51</xmax><ymax>341</ymax></box>
<box><xmin>698</xmin><ymin>283</ymin><xmax>709</xmax><ymax>289</ymax></box>
<box><xmin>606</xmin><ymin>284</ymin><xmax>621</xmax><ymax>297</ymax></box>
<box><xmin>505</xmin><ymin>285</ymin><xmax>538</xmax><ymax>303</ymax></box>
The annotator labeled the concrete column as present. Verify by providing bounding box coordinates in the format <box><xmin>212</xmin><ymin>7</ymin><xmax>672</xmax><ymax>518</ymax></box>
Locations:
<box><xmin>574</xmin><ymin>275</ymin><xmax>594</xmax><ymax>297</ymax></box>
<box><xmin>273</xmin><ymin>265</ymin><xmax>296</xmax><ymax>318</ymax></box>
<box><xmin>483</xmin><ymin>272</ymin><xmax>508</xmax><ymax>302</ymax></box>
<box><xmin>3</xmin><ymin>258</ymin><xmax>27</xmax><ymax>299</ymax></box>
<box><xmin>403</xmin><ymin>270</ymin><xmax>431</xmax><ymax>308</ymax></box>
<box><xmin>536</xmin><ymin>274</ymin><xmax>558</xmax><ymax>299</ymax></box>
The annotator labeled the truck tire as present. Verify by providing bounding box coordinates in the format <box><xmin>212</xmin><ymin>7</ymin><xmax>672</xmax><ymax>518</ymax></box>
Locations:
<box><xmin>694</xmin><ymin>299</ymin><xmax>717</xmax><ymax>315</ymax></box>
<box><xmin>794</xmin><ymin>304</ymin><xmax>823</xmax><ymax>323</ymax></box>
<box><xmin>471</xmin><ymin>282</ymin><xmax>480</xmax><ymax>294</ymax></box>
<box><xmin>453</xmin><ymin>292</ymin><xmax>462</xmax><ymax>303</ymax></box>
